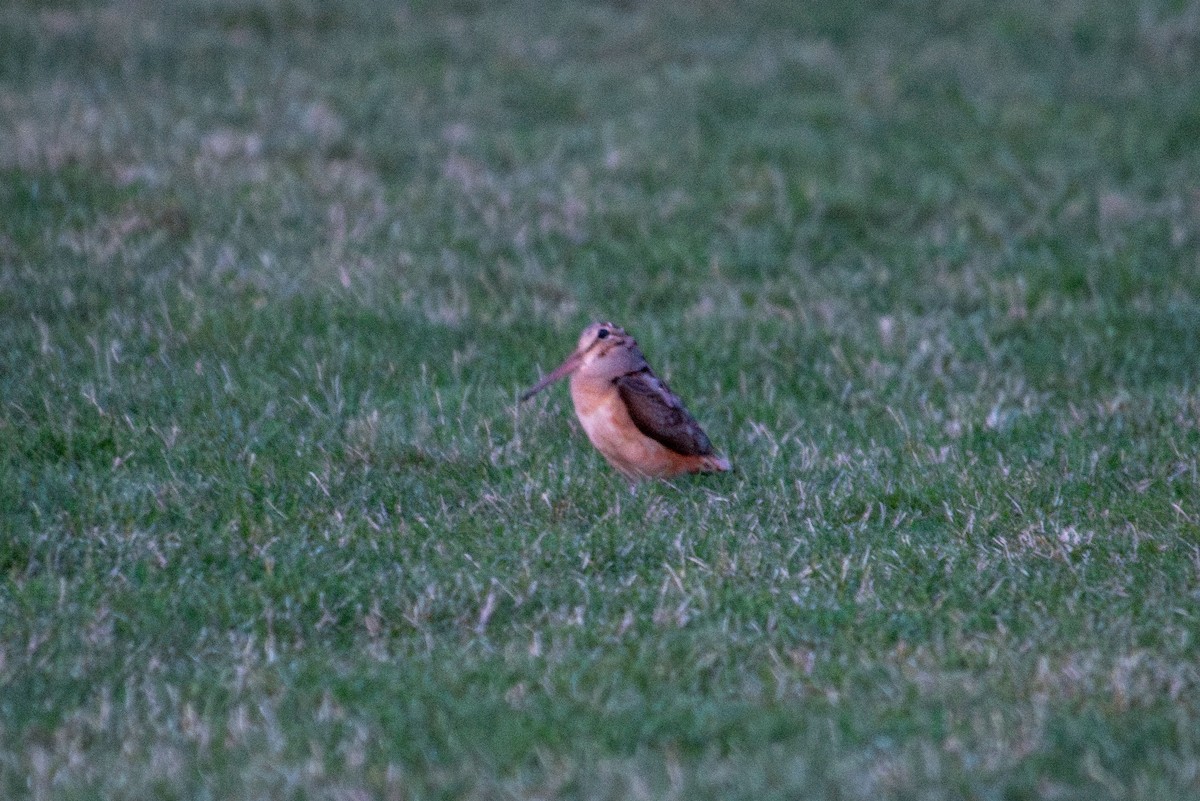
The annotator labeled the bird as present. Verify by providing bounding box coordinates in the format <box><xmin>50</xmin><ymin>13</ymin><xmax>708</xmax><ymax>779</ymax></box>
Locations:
<box><xmin>520</xmin><ymin>322</ymin><xmax>731</xmax><ymax>481</ymax></box>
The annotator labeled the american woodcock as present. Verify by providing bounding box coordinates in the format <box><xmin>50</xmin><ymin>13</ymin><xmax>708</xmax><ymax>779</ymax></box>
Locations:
<box><xmin>520</xmin><ymin>322</ymin><xmax>731</xmax><ymax>480</ymax></box>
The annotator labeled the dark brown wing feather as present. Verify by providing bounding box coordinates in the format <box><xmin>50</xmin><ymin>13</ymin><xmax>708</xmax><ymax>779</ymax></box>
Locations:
<box><xmin>614</xmin><ymin>368</ymin><xmax>714</xmax><ymax>456</ymax></box>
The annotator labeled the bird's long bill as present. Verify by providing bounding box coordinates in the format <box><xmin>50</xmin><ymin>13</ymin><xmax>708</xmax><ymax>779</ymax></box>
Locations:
<box><xmin>520</xmin><ymin>350</ymin><xmax>583</xmax><ymax>401</ymax></box>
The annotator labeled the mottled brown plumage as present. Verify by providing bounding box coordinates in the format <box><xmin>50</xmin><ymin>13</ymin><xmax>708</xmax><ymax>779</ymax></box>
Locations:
<box><xmin>521</xmin><ymin>322</ymin><xmax>731</xmax><ymax>480</ymax></box>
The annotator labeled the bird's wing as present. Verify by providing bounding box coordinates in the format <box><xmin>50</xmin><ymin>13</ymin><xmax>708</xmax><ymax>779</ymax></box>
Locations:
<box><xmin>614</xmin><ymin>368</ymin><xmax>714</xmax><ymax>456</ymax></box>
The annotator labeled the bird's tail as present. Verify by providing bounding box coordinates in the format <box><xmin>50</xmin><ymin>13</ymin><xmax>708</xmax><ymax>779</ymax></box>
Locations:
<box><xmin>697</xmin><ymin>454</ymin><xmax>732</xmax><ymax>473</ymax></box>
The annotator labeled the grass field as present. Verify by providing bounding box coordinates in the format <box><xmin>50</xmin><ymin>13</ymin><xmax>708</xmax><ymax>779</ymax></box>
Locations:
<box><xmin>3</xmin><ymin>0</ymin><xmax>1200</xmax><ymax>797</ymax></box>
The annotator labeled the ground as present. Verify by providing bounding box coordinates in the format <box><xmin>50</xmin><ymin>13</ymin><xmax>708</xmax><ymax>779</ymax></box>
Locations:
<box><xmin>2</xmin><ymin>0</ymin><xmax>1200</xmax><ymax>798</ymax></box>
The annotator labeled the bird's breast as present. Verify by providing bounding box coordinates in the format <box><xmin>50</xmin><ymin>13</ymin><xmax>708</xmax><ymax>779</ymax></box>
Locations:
<box><xmin>568</xmin><ymin>375</ymin><xmax>680</xmax><ymax>479</ymax></box>
<box><xmin>568</xmin><ymin>376</ymin><xmax>621</xmax><ymax>443</ymax></box>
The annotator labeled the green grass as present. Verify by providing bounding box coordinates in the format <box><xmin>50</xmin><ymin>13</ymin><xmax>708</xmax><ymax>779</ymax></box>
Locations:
<box><xmin>3</xmin><ymin>0</ymin><xmax>1200</xmax><ymax>798</ymax></box>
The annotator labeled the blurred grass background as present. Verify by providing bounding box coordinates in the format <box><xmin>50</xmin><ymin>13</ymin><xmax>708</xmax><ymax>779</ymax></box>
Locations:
<box><xmin>2</xmin><ymin>0</ymin><xmax>1200</xmax><ymax>798</ymax></box>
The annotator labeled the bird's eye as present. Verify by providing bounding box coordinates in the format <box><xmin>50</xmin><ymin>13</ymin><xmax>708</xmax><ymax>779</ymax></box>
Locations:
<box><xmin>597</xmin><ymin>328</ymin><xmax>610</xmax><ymax>340</ymax></box>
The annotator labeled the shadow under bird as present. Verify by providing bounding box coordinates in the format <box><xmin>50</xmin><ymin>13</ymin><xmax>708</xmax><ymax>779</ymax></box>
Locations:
<box><xmin>520</xmin><ymin>322</ymin><xmax>731</xmax><ymax>481</ymax></box>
